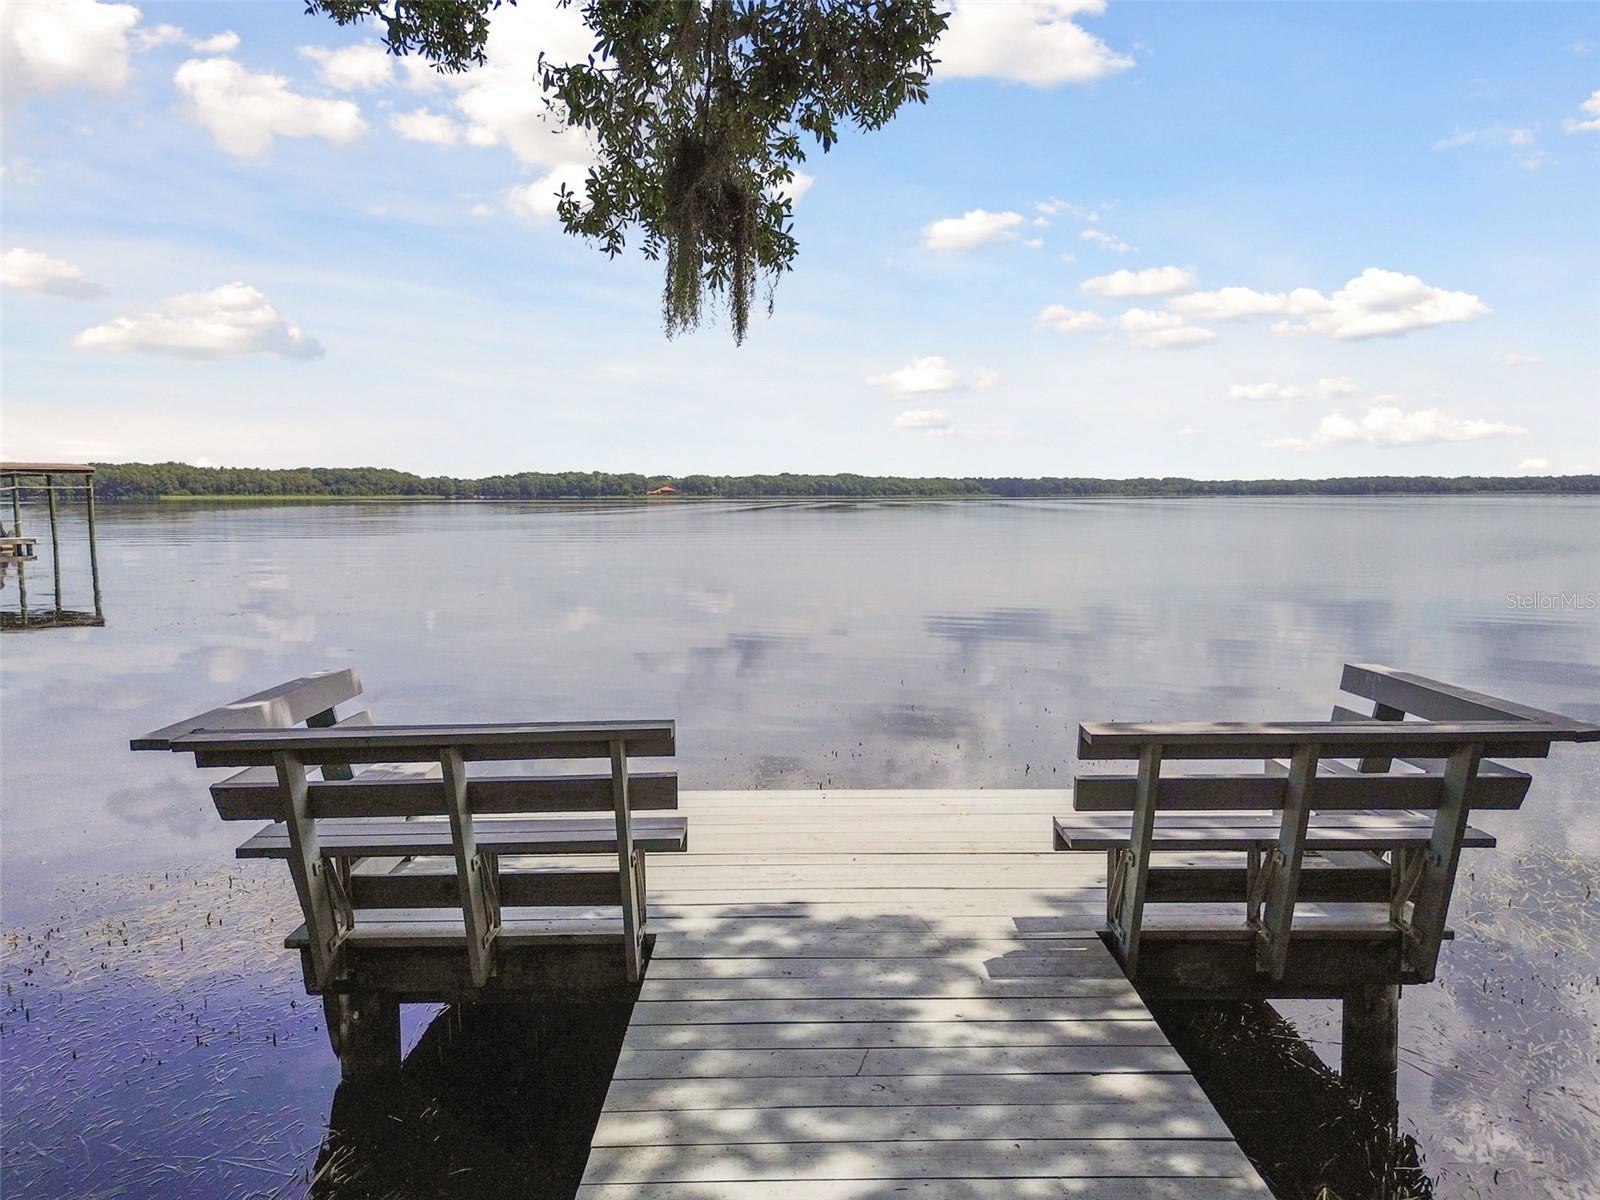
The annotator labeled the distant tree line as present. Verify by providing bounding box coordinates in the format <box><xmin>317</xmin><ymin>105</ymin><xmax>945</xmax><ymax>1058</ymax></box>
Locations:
<box><xmin>87</xmin><ymin>463</ymin><xmax>1600</xmax><ymax>501</ymax></box>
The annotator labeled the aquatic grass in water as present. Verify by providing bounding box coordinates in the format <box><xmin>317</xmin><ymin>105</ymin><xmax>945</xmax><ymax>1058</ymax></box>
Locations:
<box><xmin>3</xmin><ymin>497</ymin><xmax>1597</xmax><ymax>1196</ymax></box>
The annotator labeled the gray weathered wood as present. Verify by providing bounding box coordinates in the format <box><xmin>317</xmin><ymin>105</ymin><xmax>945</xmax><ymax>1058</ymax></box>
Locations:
<box><xmin>1340</xmin><ymin>662</ymin><xmax>1592</xmax><ymax>728</ymax></box>
<box><xmin>211</xmin><ymin>767</ymin><xmax>679</xmax><ymax>820</ymax></box>
<box><xmin>1256</xmin><ymin>744</ymin><xmax>1317</xmax><ymax>979</ymax></box>
<box><xmin>131</xmin><ymin>668</ymin><xmax>362</xmax><ymax>750</ymax></box>
<box><xmin>1077</xmin><ymin>721</ymin><xmax>1565</xmax><ymax>759</ymax></box>
<box><xmin>1400</xmin><ymin>742</ymin><xmax>1482</xmax><ymax>980</ymax></box>
<box><xmin>233</xmin><ymin>814</ymin><xmax>689</xmax><ymax>858</ymax></box>
<box><xmin>171</xmin><ymin>719</ymin><xmax>676</xmax><ymax>765</ymax></box>
<box><xmin>441</xmin><ymin>747</ymin><xmax>497</xmax><ymax>987</ymax></box>
<box><xmin>274</xmin><ymin>752</ymin><xmax>347</xmax><ymax>989</ymax></box>
<box><xmin>1072</xmin><ymin>764</ymin><xmax>1528</xmax><ymax>811</ymax></box>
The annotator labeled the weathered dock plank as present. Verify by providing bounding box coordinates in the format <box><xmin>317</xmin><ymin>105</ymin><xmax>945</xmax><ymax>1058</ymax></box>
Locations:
<box><xmin>578</xmin><ymin>789</ymin><xmax>1266</xmax><ymax>1196</ymax></box>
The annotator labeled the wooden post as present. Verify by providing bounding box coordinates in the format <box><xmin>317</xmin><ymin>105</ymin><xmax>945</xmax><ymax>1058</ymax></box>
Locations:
<box><xmin>275</xmin><ymin>751</ymin><xmax>347</xmax><ymax>988</ymax></box>
<box><xmin>307</xmin><ymin>706</ymin><xmax>353</xmax><ymax>780</ymax></box>
<box><xmin>327</xmin><ymin>991</ymin><xmax>401</xmax><ymax>1082</ymax></box>
<box><xmin>84</xmin><ymin>474</ymin><xmax>102</xmax><ymax>620</ymax></box>
<box><xmin>611</xmin><ymin>739</ymin><xmax>643</xmax><ymax>982</ymax></box>
<box><xmin>1341</xmin><ymin>983</ymin><xmax>1399</xmax><ymax>1124</ymax></box>
<box><xmin>8</xmin><ymin>478</ymin><xmax>26</xmax><ymax>622</ymax></box>
<box><xmin>45</xmin><ymin>473</ymin><xmax>62</xmax><ymax>618</ymax></box>
<box><xmin>441</xmin><ymin>747</ymin><xmax>497</xmax><ymax>988</ymax></box>
<box><xmin>1257</xmin><ymin>742</ymin><xmax>1319</xmax><ymax>980</ymax></box>
<box><xmin>1401</xmin><ymin>742</ymin><xmax>1481</xmax><ymax>980</ymax></box>
<box><xmin>1111</xmin><ymin>743</ymin><xmax>1162</xmax><ymax>975</ymax></box>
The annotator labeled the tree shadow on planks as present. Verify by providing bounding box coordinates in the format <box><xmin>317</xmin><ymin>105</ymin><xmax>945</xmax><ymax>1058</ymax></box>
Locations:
<box><xmin>308</xmin><ymin>997</ymin><xmax>637</xmax><ymax>1200</ymax></box>
<box><xmin>1148</xmin><ymin>998</ymin><xmax>1435</xmax><ymax>1200</ymax></box>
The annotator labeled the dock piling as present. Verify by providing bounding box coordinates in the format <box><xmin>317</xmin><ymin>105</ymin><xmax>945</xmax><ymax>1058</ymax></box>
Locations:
<box><xmin>1341</xmin><ymin>982</ymin><xmax>1400</xmax><ymax>1122</ymax></box>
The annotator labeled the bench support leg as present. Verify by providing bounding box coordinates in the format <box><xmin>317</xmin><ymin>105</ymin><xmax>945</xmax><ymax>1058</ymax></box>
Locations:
<box><xmin>1341</xmin><ymin>983</ymin><xmax>1399</xmax><ymax>1125</ymax></box>
<box><xmin>327</xmin><ymin>991</ymin><xmax>401</xmax><ymax>1083</ymax></box>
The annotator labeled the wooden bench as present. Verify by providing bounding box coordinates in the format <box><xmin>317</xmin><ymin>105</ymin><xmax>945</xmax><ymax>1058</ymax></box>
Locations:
<box><xmin>132</xmin><ymin>668</ymin><xmax>683</xmax><ymax>1079</ymax></box>
<box><xmin>1054</xmin><ymin>664</ymin><xmax>1597</xmax><ymax>1102</ymax></box>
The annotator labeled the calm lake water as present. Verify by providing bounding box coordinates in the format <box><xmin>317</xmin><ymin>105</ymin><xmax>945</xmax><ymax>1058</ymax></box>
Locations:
<box><xmin>3</xmin><ymin>497</ymin><xmax>1598</xmax><ymax>1198</ymax></box>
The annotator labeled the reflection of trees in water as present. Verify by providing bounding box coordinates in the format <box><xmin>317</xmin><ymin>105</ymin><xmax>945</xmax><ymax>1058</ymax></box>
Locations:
<box><xmin>311</xmin><ymin>1001</ymin><xmax>635</xmax><ymax>1200</ymax></box>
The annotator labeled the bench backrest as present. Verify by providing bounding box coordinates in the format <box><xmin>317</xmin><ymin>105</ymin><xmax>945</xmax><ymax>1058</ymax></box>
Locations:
<box><xmin>1072</xmin><ymin>664</ymin><xmax>1597</xmax><ymax>979</ymax></box>
<box><xmin>133</xmin><ymin>671</ymin><xmax>677</xmax><ymax>989</ymax></box>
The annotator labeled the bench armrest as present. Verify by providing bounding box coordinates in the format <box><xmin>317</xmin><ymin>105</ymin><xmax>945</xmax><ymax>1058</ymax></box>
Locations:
<box><xmin>131</xmin><ymin>668</ymin><xmax>362</xmax><ymax>750</ymax></box>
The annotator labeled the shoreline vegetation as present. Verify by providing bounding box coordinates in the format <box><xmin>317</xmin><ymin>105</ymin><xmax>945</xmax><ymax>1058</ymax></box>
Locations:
<box><xmin>88</xmin><ymin>463</ymin><xmax>1599</xmax><ymax>502</ymax></box>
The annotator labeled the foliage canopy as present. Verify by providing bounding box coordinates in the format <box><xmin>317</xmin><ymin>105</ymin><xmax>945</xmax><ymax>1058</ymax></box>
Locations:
<box><xmin>307</xmin><ymin>0</ymin><xmax>948</xmax><ymax>343</ymax></box>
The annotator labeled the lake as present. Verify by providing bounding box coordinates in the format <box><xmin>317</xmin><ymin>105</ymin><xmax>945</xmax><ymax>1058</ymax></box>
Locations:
<box><xmin>3</xmin><ymin>497</ymin><xmax>1598</xmax><ymax>1198</ymax></box>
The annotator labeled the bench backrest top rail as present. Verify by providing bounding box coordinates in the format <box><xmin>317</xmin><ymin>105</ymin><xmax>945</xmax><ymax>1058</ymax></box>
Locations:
<box><xmin>132</xmin><ymin>668</ymin><xmax>362</xmax><ymax>751</ymax></box>
<box><xmin>169</xmin><ymin>720</ymin><xmax>676</xmax><ymax>766</ymax></box>
<box><xmin>1077</xmin><ymin>720</ymin><xmax>1586</xmax><ymax>760</ymax></box>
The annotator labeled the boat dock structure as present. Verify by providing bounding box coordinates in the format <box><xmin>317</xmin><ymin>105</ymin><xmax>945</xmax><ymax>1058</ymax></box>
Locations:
<box><xmin>576</xmin><ymin>787</ymin><xmax>1266</xmax><ymax>1198</ymax></box>
<box><xmin>1</xmin><ymin>461</ymin><xmax>104</xmax><ymax>631</ymax></box>
<box><xmin>132</xmin><ymin>665</ymin><xmax>1598</xmax><ymax>1197</ymax></box>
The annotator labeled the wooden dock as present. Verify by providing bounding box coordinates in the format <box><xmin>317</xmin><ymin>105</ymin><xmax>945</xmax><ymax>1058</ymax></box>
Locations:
<box><xmin>578</xmin><ymin>789</ymin><xmax>1267</xmax><ymax>1197</ymax></box>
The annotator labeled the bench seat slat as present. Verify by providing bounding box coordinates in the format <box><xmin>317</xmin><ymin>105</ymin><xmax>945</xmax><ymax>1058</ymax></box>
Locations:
<box><xmin>1053</xmin><ymin>813</ymin><xmax>1495</xmax><ymax>852</ymax></box>
<box><xmin>349</xmin><ymin>863</ymin><xmax>625</xmax><ymax>908</ymax></box>
<box><xmin>285</xmin><ymin>911</ymin><xmax>630</xmax><ymax>950</ymax></box>
<box><xmin>235</xmin><ymin>815</ymin><xmax>688</xmax><ymax>859</ymax></box>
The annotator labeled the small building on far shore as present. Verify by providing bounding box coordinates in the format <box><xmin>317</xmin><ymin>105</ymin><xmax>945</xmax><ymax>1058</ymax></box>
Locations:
<box><xmin>646</xmin><ymin>485</ymin><xmax>677</xmax><ymax>496</ymax></box>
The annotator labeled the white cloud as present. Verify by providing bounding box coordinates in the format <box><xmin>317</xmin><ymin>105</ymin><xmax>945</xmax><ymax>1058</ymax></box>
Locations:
<box><xmin>1231</xmin><ymin>376</ymin><xmax>1356</xmax><ymax>401</ymax></box>
<box><xmin>1169</xmin><ymin>270</ymin><xmax>1487</xmax><ymax>340</ymax></box>
<box><xmin>192</xmin><ymin>31</ymin><xmax>241</xmax><ymax>55</ymax></box>
<box><xmin>175</xmin><ymin>57</ymin><xmax>366</xmax><ymax>157</ymax></box>
<box><xmin>1034</xmin><ymin>198</ymin><xmax>1100</xmax><ymax>223</ymax></box>
<box><xmin>504</xmin><ymin>164</ymin><xmax>590</xmax><ymax>221</ymax></box>
<box><xmin>418</xmin><ymin>3</ymin><xmax>595</xmax><ymax>168</ymax></box>
<box><xmin>390</xmin><ymin>107</ymin><xmax>465</xmax><ymax>145</ymax></box>
<box><xmin>2</xmin><ymin>0</ymin><xmax>139</xmax><ymax>114</ymax></box>
<box><xmin>922</xmin><ymin>209</ymin><xmax>1027</xmax><ymax>252</ymax></box>
<box><xmin>1024</xmin><ymin>237</ymin><xmax>1044</xmax><ymax>249</ymax></box>
<box><xmin>1</xmin><ymin>247</ymin><xmax>106</xmax><ymax>298</ymax></box>
<box><xmin>937</xmin><ymin>0</ymin><xmax>1133</xmax><ymax>87</ymax></box>
<box><xmin>1033</xmin><ymin>304</ymin><xmax>1107</xmax><ymax>335</ymax></box>
<box><xmin>1120</xmin><ymin>308</ymin><xmax>1214</xmax><ymax>349</ymax></box>
<box><xmin>1269</xmin><ymin>403</ymin><xmax>1525</xmax><ymax>450</ymax></box>
<box><xmin>870</xmin><ymin>355</ymin><xmax>961</xmax><ymax>394</ymax></box>
<box><xmin>1080</xmin><ymin>228</ymin><xmax>1133</xmax><ymax>254</ymax></box>
<box><xmin>72</xmin><ymin>282</ymin><xmax>323</xmax><ymax>359</ymax></box>
<box><xmin>137</xmin><ymin>25</ymin><xmax>240</xmax><ymax>54</ymax></box>
<box><xmin>1498</xmin><ymin>352</ymin><xmax>1542</xmax><ymax>366</ymax></box>
<box><xmin>1230</xmin><ymin>382</ymin><xmax>1307</xmax><ymax>401</ymax></box>
<box><xmin>1273</xmin><ymin>268</ymin><xmax>1488</xmax><ymax>340</ymax></box>
<box><xmin>773</xmin><ymin>169</ymin><xmax>814</xmax><ymax>205</ymax></box>
<box><xmin>1516</xmin><ymin>457</ymin><xmax>1551</xmax><ymax>472</ymax></box>
<box><xmin>893</xmin><ymin>409</ymin><xmax>954</xmax><ymax>434</ymax></box>
<box><xmin>1564</xmin><ymin>90</ymin><xmax>1600</xmax><ymax>133</ymax></box>
<box><xmin>1168</xmin><ymin>286</ymin><xmax>1291</xmax><ymax>320</ymax></box>
<box><xmin>299</xmin><ymin>41</ymin><xmax>394</xmax><ymax>91</ymax></box>
<box><xmin>1082</xmin><ymin>266</ymin><xmax>1196</xmax><ymax>298</ymax></box>
<box><xmin>1176</xmin><ymin>425</ymin><xmax>1199</xmax><ymax>437</ymax></box>
<box><xmin>1437</xmin><ymin>124</ymin><xmax>1552</xmax><ymax>168</ymax></box>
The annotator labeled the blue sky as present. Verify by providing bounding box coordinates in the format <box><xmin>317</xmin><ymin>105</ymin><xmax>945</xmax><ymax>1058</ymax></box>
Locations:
<box><xmin>2</xmin><ymin>0</ymin><xmax>1597</xmax><ymax>478</ymax></box>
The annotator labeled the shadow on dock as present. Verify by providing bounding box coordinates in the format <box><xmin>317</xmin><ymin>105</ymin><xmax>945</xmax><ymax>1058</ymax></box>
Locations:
<box><xmin>310</xmin><ymin>996</ymin><xmax>638</xmax><ymax>1199</ymax></box>
<box><xmin>1149</xmin><ymin>998</ymin><xmax>1435</xmax><ymax>1200</ymax></box>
